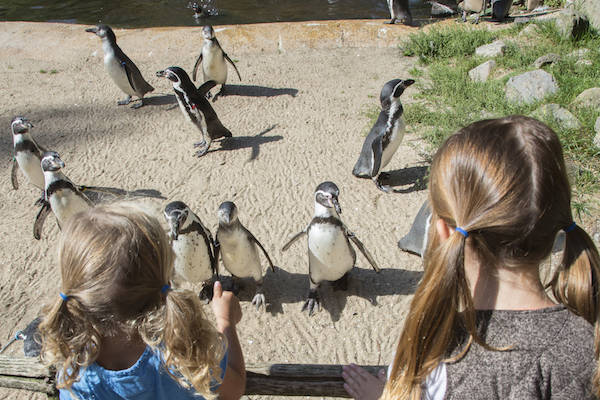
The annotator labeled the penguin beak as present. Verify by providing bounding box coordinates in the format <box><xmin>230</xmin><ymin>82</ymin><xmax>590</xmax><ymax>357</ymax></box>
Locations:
<box><xmin>156</xmin><ymin>70</ymin><xmax>166</xmax><ymax>78</ymax></box>
<box><xmin>332</xmin><ymin>197</ymin><xmax>342</xmax><ymax>215</ymax></box>
<box><xmin>85</xmin><ymin>27</ymin><xmax>98</xmax><ymax>34</ymax></box>
<box><xmin>402</xmin><ymin>79</ymin><xmax>415</xmax><ymax>88</ymax></box>
<box><xmin>57</xmin><ymin>159</ymin><xmax>65</xmax><ymax>168</ymax></box>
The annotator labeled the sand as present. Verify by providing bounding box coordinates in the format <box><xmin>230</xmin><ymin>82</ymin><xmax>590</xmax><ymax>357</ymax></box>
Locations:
<box><xmin>0</xmin><ymin>20</ymin><xmax>430</xmax><ymax>399</ymax></box>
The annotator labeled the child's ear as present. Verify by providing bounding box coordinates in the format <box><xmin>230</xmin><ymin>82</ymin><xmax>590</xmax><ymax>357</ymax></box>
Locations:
<box><xmin>436</xmin><ymin>218</ymin><xmax>451</xmax><ymax>242</ymax></box>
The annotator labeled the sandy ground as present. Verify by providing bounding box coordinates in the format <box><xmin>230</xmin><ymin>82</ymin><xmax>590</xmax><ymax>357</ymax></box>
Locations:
<box><xmin>0</xmin><ymin>20</ymin><xmax>432</xmax><ymax>399</ymax></box>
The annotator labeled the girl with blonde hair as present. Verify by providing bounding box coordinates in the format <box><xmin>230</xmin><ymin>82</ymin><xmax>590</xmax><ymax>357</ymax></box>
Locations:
<box><xmin>343</xmin><ymin>115</ymin><xmax>600</xmax><ymax>399</ymax></box>
<box><xmin>39</xmin><ymin>202</ymin><xmax>246</xmax><ymax>399</ymax></box>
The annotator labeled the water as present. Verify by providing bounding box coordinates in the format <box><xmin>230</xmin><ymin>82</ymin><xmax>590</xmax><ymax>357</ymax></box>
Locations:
<box><xmin>0</xmin><ymin>0</ymin><xmax>433</xmax><ymax>28</ymax></box>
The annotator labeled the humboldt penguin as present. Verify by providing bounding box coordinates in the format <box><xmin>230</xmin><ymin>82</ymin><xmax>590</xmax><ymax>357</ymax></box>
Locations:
<box><xmin>216</xmin><ymin>201</ymin><xmax>275</xmax><ymax>310</ymax></box>
<box><xmin>10</xmin><ymin>117</ymin><xmax>46</xmax><ymax>204</ymax></box>
<box><xmin>157</xmin><ymin>66</ymin><xmax>232</xmax><ymax>157</ymax></box>
<box><xmin>86</xmin><ymin>24</ymin><xmax>154</xmax><ymax>109</ymax></box>
<box><xmin>398</xmin><ymin>200</ymin><xmax>432</xmax><ymax>257</ymax></box>
<box><xmin>282</xmin><ymin>182</ymin><xmax>380</xmax><ymax>316</ymax></box>
<box><xmin>36</xmin><ymin>152</ymin><xmax>92</xmax><ymax>238</ymax></box>
<box><xmin>192</xmin><ymin>25</ymin><xmax>241</xmax><ymax>99</ymax></box>
<box><xmin>386</xmin><ymin>0</ymin><xmax>413</xmax><ymax>25</ymax></box>
<box><xmin>352</xmin><ymin>78</ymin><xmax>414</xmax><ymax>193</ymax></box>
<box><xmin>164</xmin><ymin>201</ymin><xmax>218</xmax><ymax>301</ymax></box>
<box><xmin>458</xmin><ymin>0</ymin><xmax>487</xmax><ymax>23</ymax></box>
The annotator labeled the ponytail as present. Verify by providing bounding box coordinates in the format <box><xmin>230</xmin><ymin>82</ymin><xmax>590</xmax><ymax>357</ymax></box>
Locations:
<box><xmin>548</xmin><ymin>224</ymin><xmax>600</xmax><ymax>392</ymax></box>
<box><xmin>138</xmin><ymin>287</ymin><xmax>225</xmax><ymax>398</ymax></box>
<box><xmin>40</xmin><ymin>295</ymin><xmax>102</xmax><ymax>389</ymax></box>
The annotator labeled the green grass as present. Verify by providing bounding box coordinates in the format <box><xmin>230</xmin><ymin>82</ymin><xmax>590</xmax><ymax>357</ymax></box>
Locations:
<box><xmin>398</xmin><ymin>22</ymin><xmax>600</xmax><ymax>203</ymax></box>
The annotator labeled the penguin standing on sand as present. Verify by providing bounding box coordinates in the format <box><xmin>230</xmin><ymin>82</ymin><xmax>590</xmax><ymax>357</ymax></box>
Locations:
<box><xmin>216</xmin><ymin>201</ymin><xmax>275</xmax><ymax>310</ymax></box>
<box><xmin>282</xmin><ymin>182</ymin><xmax>380</xmax><ymax>316</ymax></box>
<box><xmin>352</xmin><ymin>78</ymin><xmax>415</xmax><ymax>193</ymax></box>
<box><xmin>10</xmin><ymin>117</ymin><xmax>46</xmax><ymax>203</ymax></box>
<box><xmin>86</xmin><ymin>24</ymin><xmax>154</xmax><ymax>109</ymax></box>
<box><xmin>164</xmin><ymin>201</ymin><xmax>218</xmax><ymax>300</ymax></box>
<box><xmin>157</xmin><ymin>66</ymin><xmax>232</xmax><ymax>157</ymax></box>
<box><xmin>387</xmin><ymin>0</ymin><xmax>413</xmax><ymax>25</ymax></box>
<box><xmin>35</xmin><ymin>152</ymin><xmax>92</xmax><ymax>238</ymax></box>
<box><xmin>192</xmin><ymin>25</ymin><xmax>241</xmax><ymax>99</ymax></box>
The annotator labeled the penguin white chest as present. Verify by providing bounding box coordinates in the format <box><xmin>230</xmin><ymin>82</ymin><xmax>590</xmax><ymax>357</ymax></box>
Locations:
<box><xmin>172</xmin><ymin>233</ymin><xmax>213</xmax><ymax>283</ymax></box>
<box><xmin>16</xmin><ymin>152</ymin><xmax>44</xmax><ymax>189</ymax></box>
<box><xmin>103</xmin><ymin>50</ymin><xmax>137</xmax><ymax>97</ymax></box>
<box><xmin>308</xmin><ymin>224</ymin><xmax>354</xmax><ymax>283</ymax></box>
<box><xmin>202</xmin><ymin>46</ymin><xmax>227</xmax><ymax>84</ymax></box>
<box><xmin>49</xmin><ymin>190</ymin><xmax>90</xmax><ymax>225</ymax></box>
<box><xmin>219</xmin><ymin>230</ymin><xmax>262</xmax><ymax>280</ymax></box>
<box><xmin>379</xmin><ymin>117</ymin><xmax>405</xmax><ymax>172</ymax></box>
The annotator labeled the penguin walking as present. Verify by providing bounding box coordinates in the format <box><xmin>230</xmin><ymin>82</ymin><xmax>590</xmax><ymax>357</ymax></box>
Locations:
<box><xmin>352</xmin><ymin>79</ymin><xmax>415</xmax><ymax>193</ymax></box>
<box><xmin>36</xmin><ymin>152</ymin><xmax>92</xmax><ymax>239</ymax></box>
<box><xmin>10</xmin><ymin>116</ymin><xmax>46</xmax><ymax>204</ymax></box>
<box><xmin>458</xmin><ymin>0</ymin><xmax>487</xmax><ymax>23</ymax></box>
<box><xmin>192</xmin><ymin>25</ymin><xmax>241</xmax><ymax>99</ymax></box>
<box><xmin>157</xmin><ymin>66</ymin><xmax>232</xmax><ymax>157</ymax></box>
<box><xmin>164</xmin><ymin>201</ymin><xmax>218</xmax><ymax>301</ymax></box>
<box><xmin>386</xmin><ymin>0</ymin><xmax>413</xmax><ymax>25</ymax></box>
<box><xmin>282</xmin><ymin>182</ymin><xmax>380</xmax><ymax>316</ymax></box>
<box><xmin>86</xmin><ymin>24</ymin><xmax>154</xmax><ymax>109</ymax></box>
<box><xmin>216</xmin><ymin>201</ymin><xmax>275</xmax><ymax>310</ymax></box>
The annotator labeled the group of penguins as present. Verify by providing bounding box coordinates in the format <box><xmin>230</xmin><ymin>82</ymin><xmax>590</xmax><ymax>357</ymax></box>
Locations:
<box><xmin>10</xmin><ymin>22</ymin><xmax>427</xmax><ymax>319</ymax></box>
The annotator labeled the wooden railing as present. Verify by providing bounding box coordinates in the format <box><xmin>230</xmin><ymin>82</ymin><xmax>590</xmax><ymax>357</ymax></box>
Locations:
<box><xmin>0</xmin><ymin>355</ymin><xmax>384</xmax><ymax>398</ymax></box>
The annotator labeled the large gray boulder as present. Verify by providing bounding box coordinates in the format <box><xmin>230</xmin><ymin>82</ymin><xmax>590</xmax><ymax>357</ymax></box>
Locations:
<box><xmin>533</xmin><ymin>53</ymin><xmax>560</xmax><ymax>68</ymax></box>
<box><xmin>469</xmin><ymin>60</ymin><xmax>496</xmax><ymax>82</ymax></box>
<box><xmin>505</xmin><ymin>70</ymin><xmax>558</xmax><ymax>104</ymax></box>
<box><xmin>530</xmin><ymin>104</ymin><xmax>582</xmax><ymax>130</ymax></box>
<box><xmin>572</xmin><ymin>88</ymin><xmax>600</xmax><ymax>108</ymax></box>
<box><xmin>475</xmin><ymin>40</ymin><xmax>506</xmax><ymax>57</ymax></box>
<box><xmin>553</xmin><ymin>8</ymin><xmax>590</xmax><ymax>40</ymax></box>
<box><xmin>571</xmin><ymin>0</ymin><xmax>600</xmax><ymax>32</ymax></box>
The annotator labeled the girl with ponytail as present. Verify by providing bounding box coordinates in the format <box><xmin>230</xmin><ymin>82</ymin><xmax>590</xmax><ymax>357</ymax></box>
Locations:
<box><xmin>39</xmin><ymin>202</ymin><xmax>246</xmax><ymax>399</ymax></box>
<box><xmin>343</xmin><ymin>115</ymin><xmax>600</xmax><ymax>399</ymax></box>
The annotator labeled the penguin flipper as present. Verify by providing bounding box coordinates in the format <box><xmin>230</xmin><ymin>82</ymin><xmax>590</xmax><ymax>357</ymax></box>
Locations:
<box><xmin>371</xmin><ymin>135</ymin><xmax>383</xmax><ymax>178</ymax></box>
<box><xmin>33</xmin><ymin>201</ymin><xmax>51</xmax><ymax>240</ymax></box>
<box><xmin>223</xmin><ymin>52</ymin><xmax>242</xmax><ymax>81</ymax></box>
<box><xmin>346</xmin><ymin>229</ymin><xmax>381</xmax><ymax>273</ymax></box>
<box><xmin>203</xmin><ymin>224</ymin><xmax>218</xmax><ymax>276</ymax></box>
<box><xmin>121</xmin><ymin>58</ymin><xmax>154</xmax><ymax>96</ymax></box>
<box><xmin>281</xmin><ymin>229</ymin><xmax>307</xmax><ymax>251</ymax></box>
<box><xmin>245</xmin><ymin>228</ymin><xmax>275</xmax><ymax>272</ymax></box>
<box><xmin>197</xmin><ymin>80</ymin><xmax>218</xmax><ymax>97</ymax></box>
<box><xmin>11</xmin><ymin>158</ymin><xmax>18</xmax><ymax>190</ymax></box>
<box><xmin>192</xmin><ymin>53</ymin><xmax>203</xmax><ymax>82</ymax></box>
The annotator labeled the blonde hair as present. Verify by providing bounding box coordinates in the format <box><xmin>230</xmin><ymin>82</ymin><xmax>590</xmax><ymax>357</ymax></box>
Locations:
<box><xmin>383</xmin><ymin>116</ymin><xmax>600</xmax><ymax>399</ymax></box>
<box><xmin>39</xmin><ymin>201</ymin><xmax>225</xmax><ymax>396</ymax></box>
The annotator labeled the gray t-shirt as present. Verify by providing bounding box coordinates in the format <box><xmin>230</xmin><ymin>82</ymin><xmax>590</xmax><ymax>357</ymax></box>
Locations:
<box><xmin>445</xmin><ymin>305</ymin><xmax>596</xmax><ymax>399</ymax></box>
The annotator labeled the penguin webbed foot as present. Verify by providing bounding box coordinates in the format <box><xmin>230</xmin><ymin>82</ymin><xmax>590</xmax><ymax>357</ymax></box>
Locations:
<box><xmin>193</xmin><ymin>143</ymin><xmax>210</xmax><ymax>157</ymax></box>
<box><xmin>130</xmin><ymin>99</ymin><xmax>144</xmax><ymax>109</ymax></box>
<box><xmin>251</xmin><ymin>292</ymin><xmax>266</xmax><ymax>311</ymax></box>
<box><xmin>34</xmin><ymin>192</ymin><xmax>47</xmax><ymax>207</ymax></box>
<box><xmin>117</xmin><ymin>96</ymin><xmax>132</xmax><ymax>106</ymax></box>
<box><xmin>385</xmin><ymin>18</ymin><xmax>396</xmax><ymax>24</ymax></box>
<box><xmin>301</xmin><ymin>290</ymin><xmax>320</xmax><ymax>316</ymax></box>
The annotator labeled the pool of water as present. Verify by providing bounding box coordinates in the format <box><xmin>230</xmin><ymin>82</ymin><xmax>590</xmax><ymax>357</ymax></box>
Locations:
<box><xmin>0</xmin><ymin>0</ymin><xmax>434</xmax><ymax>28</ymax></box>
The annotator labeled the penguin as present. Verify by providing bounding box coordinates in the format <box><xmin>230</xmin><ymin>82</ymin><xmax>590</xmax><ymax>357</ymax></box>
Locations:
<box><xmin>458</xmin><ymin>0</ymin><xmax>487</xmax><ymax>23</ymax></box>
<box><xmin>164</xmin><ymin>201</ymin><xmax>218</xmax><ymax>301</ymax></box>
<box><xmin>215</xmin><ymin>201</ymin><xmax>275</xmax><ymax>310</ymax></box>
<box><xmin>386</xmin><ymin>0</ymin><xmax>413</xmax><ymax>25</ymax></box>
<box><xmin>156</xmin><ymin>66</ymin><xmax>232</xmax><ymax>157</ymax></box>
<box><xmin>281</xmin><ymin>182</ymin><xmax>380</xmax><ymax>316</ymax></box>
<box><xmin>398</xmin><ymin>200</ymin><xmax>432</xmax><ymax>257</ymax></box>
<box><xmin>36</xmin><ymin>152</ymin><xmax>92</xmax><ymax>238</ymax></box>
<box><xmin>86</xmin><ymin>24</ymin><xmax>154</xmax><ymax>109</ymax></box>
<box><xmin>491</xmin><ymin>0</ymin><xmax>513</xmax><ymax>21</ymax></box>
<box><xmin>192</xmin><ymin>25</ymin><xmax>241</xmax><ymax>99</ymax></box>
<box><xmin>10</xmin><ymin>116</ymin><xmax>46</xmax><ymax>204</ymax></box>
<box><xmin>352</xmin><ymin>79</ymin><xmax>415</xmax><ymax>193</ymax></box>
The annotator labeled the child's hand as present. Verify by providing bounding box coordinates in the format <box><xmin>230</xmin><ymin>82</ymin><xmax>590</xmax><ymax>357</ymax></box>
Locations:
<box><xmin>342</xmin><ymin>363</ymin><xmax>386</xmax><ymax>400</ymax></box>
<box><xmin>211</xmin><ymin>280</ymin><xmax>242</xmax><ymax>330</ymax></box>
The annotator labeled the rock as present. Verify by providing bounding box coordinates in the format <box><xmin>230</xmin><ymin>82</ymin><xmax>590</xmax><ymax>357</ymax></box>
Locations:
<box><xmin>568</xmin><ymin>48</ymin><xmax>590</xmax><ymax>58</ymax></box>
<box><xmin>518</xmin><ymin>24</ymin><xmax>540</xmax><ymax>38</ymax></box>
<box><xmin>475</xmin><ymin>40</ymin><xmax>506</xmax><ymax>57</ymax></box>
<box><xmin>572</xmin><ymin>87</ymin><xmax>600</xmax><ymax>108</ymax></box>
<box><xmin>533</xmin><ymin>53</ymin><xmax>560</xmax><ymax>68</ymax></box>
<box><xmin>530</xmin><ymin>104</ymin><xmax>582</xmax><ymax>130</ymax></box>
<box><xmin>594</xmin><ymin>117</ymin><xmax>600</xmax><ymax>148</ymax></box>
<box><xmin>514</xmin><ymin>17</ymin><xmax>531</xmax><ymax>24</ymax></box>
<box><xmin>505</xmin><ymin>70</ymin><xmax>558</xmax><ymax>104</ymax></box>
<box><xmin>572</xmin><ymin>0</ymin><xmax>600</xmax><ymax>32</ymax></box>
<box><xmin>576</xmin><ymin>59</ymin><xmax>593</xmax><ymax>66</ymax></box>
<box><xmin>553</xmin><ymin>9</ymin><xmax>590</xmax><ymax>40</ymax></box>
<box><xmin>469</xmin><ymin>60</ymin><xmax>496</xmax><ymax>82</ymax></box>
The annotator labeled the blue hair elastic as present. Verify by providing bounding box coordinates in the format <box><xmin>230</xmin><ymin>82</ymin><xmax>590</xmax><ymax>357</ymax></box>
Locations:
<box><xmin>59</xmin><ymin>292</ymin><xmax>70</xmax><ymax>302</ymax></box>
<box><xmin>564</xmin><ymin>222</ymin><xmax>577</xmax><ymax>233</ymax></box>
<box><xmin>455</xmin><ymin>227</ymin><xmax>469</xmax><ymax>238</ymax></box>
<box><xmin>161</xmin><ymin>284</ymin><xmax>171</xmax><ymax>294</ymax></box>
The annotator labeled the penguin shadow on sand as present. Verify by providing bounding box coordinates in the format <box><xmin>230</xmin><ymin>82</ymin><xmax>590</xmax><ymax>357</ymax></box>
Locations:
<box><xmin>212</xmin><ymin>85</ymin><xmax>298</xmax><ymax>100</ymax></box>
<box><xmin>141</xmin><ymin>93</ymin><xmax>178</xmax><ymax>107</ymax></box>
<box><xmin>378</xmin><ymin>165</ymin><xmax>429</xmax><ymax>194</ymax></box>
<box><xmin>207</xmin><ymin>124</ymin><xmax>283</xmax><ymax>161</ymax></box>
<box><xmin>244</xmin><ymin>266</ymin><xmax>423</xmax><ymax>322</ymax></box>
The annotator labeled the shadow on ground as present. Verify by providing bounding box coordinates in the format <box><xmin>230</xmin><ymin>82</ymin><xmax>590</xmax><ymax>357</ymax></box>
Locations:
<box><xmin>380</xmin><ymin>165</ymin><xmax>429</xmax><ymax>193</ymax></box>
<box><xmin>209</xmin><ymin>124</ymin><xmax>282</xmax><ymax>161</ymax></box>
